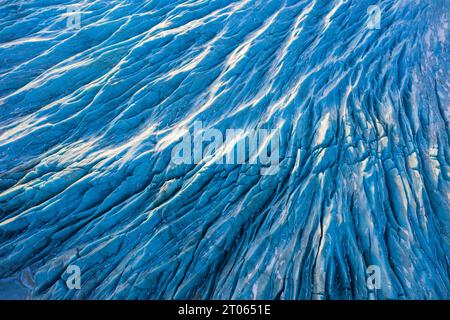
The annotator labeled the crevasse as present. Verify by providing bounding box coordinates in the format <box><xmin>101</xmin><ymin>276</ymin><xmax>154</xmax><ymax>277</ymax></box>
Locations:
<box><xmin>0</xmin><ymin>0</ymin><xmax>448</xmax><ymax>299</ymax></box>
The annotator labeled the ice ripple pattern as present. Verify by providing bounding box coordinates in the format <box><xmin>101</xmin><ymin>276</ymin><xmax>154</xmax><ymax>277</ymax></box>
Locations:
<box><xmin>0</xmin><ymin>0</ymin><xmax>449</xmax><ymax>299</ymax></box>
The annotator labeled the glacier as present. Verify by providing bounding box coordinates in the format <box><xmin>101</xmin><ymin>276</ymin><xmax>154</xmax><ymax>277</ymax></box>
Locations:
<box><xmin>0</xmin><ymin>0</ymin><xmax>449</xmax><ymax>300</ymax></box>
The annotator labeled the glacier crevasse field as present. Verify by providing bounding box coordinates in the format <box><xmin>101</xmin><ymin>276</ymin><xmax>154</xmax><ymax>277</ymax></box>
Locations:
<box><xmin>0</xmin><ymin>0</ymin><xmax>449</xmax><ymax>299</ymax></box>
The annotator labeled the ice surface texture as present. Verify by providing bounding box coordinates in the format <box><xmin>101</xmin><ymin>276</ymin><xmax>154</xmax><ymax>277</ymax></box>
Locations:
<box><xmin>0</xmin><ymin>0</ymin><xmax>448</xmax><ymax>299</ymax></box>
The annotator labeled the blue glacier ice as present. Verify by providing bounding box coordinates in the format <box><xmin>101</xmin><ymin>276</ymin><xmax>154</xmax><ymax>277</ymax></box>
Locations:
<box><xmin>0</xmin><ymin>0</ymin><xmax>448</xmax><ymax>300</ymax></box>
